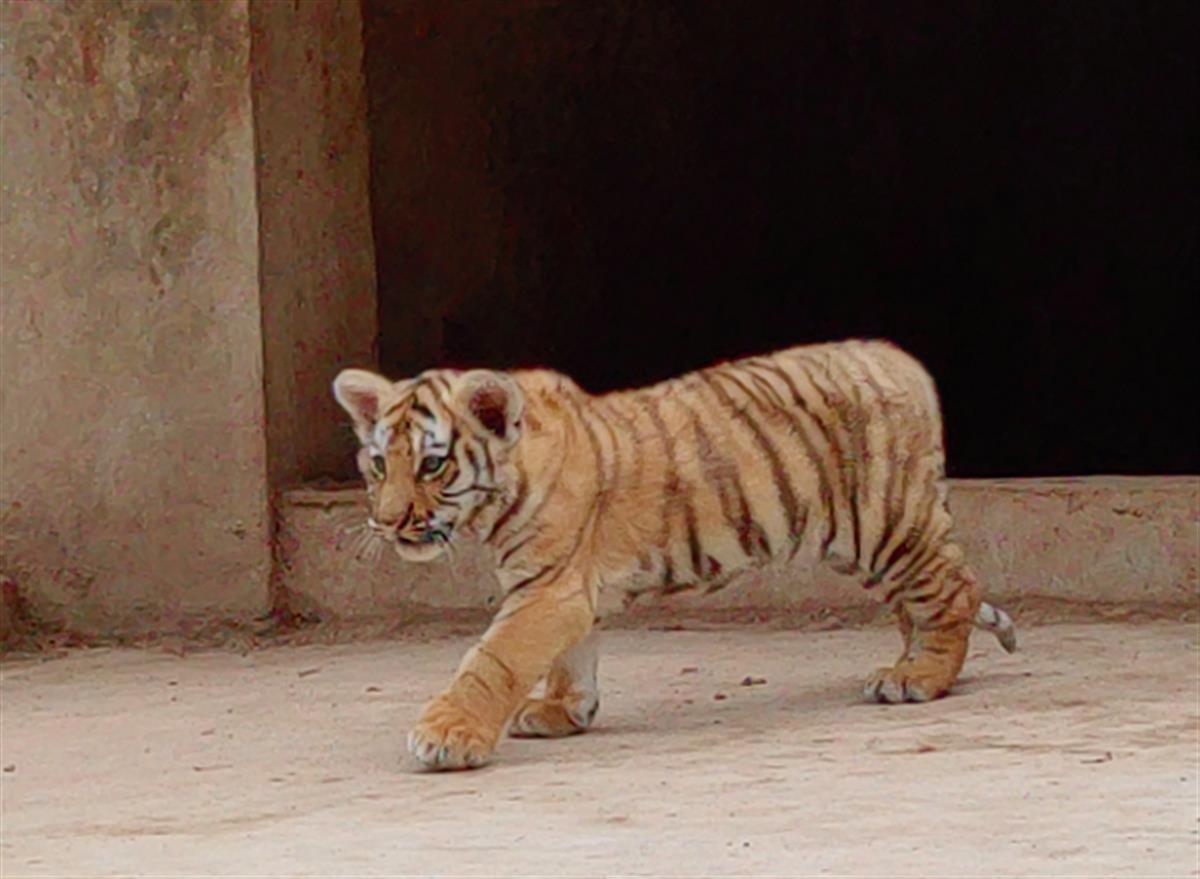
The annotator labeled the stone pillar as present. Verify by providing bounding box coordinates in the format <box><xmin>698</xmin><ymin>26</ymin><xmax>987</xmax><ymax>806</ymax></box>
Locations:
<box><xmin>1</xmin><ymin>0</ymin><xmax>271</xmax><ymax>634</ymax></box>
<box><xmin>249</xmin><ymin>0</ymin><xmax>377</xmax><ymax>491</ymax></box>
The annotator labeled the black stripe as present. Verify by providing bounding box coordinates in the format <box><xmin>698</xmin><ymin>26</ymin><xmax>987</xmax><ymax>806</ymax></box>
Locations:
<box><xmin>803</xmin><ymin>355</ymin><xmax>864</xmax><ymax>566</ymax></box>
<box><xmin>844</xmin><ymin>348</ymin><xmax>907</xmax><ymax>574</ymax></box>
<box><xmin>463</xmin><ymin>441</ymin><xmax>480</xmax><ymax>478</ymax></box>
<box><xmin>458</xmin><ymin>497</ymin><xmax>488</xmax><ymax>532</ymax></box>
<box><xmin>687</xmin><ymin>388</ymin><xmax>771</xmax><ymax>561</ymax></box>
<box><xmin>893</xmin><ymin>478</ymin><xmax>943</xmax><ymax>582</ymax></box>
<box><xmin>506</xmin><ymin>564</ymin><xmax>555</xmax><ymax>597</ymax></box>
<box><xmin>604</xmin><ymin>397</ymin><xmax>644</xmax><ymax>499</ymax></box>
<box><xmin>789</xmin><ymin>354</ymin><xmax>838</xmax><ymax>411</ymax></box>
<box><xmin>381</xmin><ymin>396</ymin><xmax>409</xmax><ymax>420</ymax></box>
<box><xmin>683</xmin><ymin>496</ymin><xmax>703</xmax><ymax>580</ymax></box>
<box><xmin>593</xmin><ymin>404</ymin><xmax>621</xmax><ymax>502</ymax></box>
<box><xmin>703</xmin><ymin>372</ymin><xmax>804</xmax><ymax>551</ymax></box>
<box><xmin>480</xmin><ymin>441</ymin><xmax>495</xmax><ymax>482</ymax></box>
<box><xmin>643</xmin><ymin>395</ymin><xmax>681</xmax><ymax>573</ymax></box>
<box><xmin>752</xmin><ymin>360</ymin><xmax>841</xmax><ymax>555</ymax></box>
<box><xmin>459</xmin><ymin>670</ymin><xmax>496</xmax><ymax>698</ymax></box>
<box><xmin>905</xmin><ymin>586</ymin><xmax>941</xmax><ymax>604</ymax></box>
<box><xmin>926</xmin><ymin>581</ymin><xmax>968</xmax><ymax>625</ymax></box>
<box><xmin>718</xmin><ymin>370</ymin><xmax>771</xmax><ymax>410</ymax></box>
<box><xmin>743</xmin><ymin>360</ymin><xmax>836</xmax><ymax>557</ymax></box>
<box><xmin>495</xmin><ymin>393</ymin><xmax>602</xmax><ymax>597</ymax></box>
<box><xmin>485</xmin><ymin>471</ymin><xmax>528</xmax><ymax>545</ymax></box>
<box><xmin>397</xmin><ymin>503</ymin><xmax>414</xmax><ymax>531</ymax></box>
<box><xmin>792</xmin><ymin>355</ymin><xmax>857</xmax><ymax>555</ymax></box>
<box><xmin>441</xmin><ymin>483</ymin><xmax>498</xmax><ymax>499</ymax></box>
<box><xmin>892</xmin><ymin>532</ymin><xmax>945</xmax><ymax>584</ymax></box>
<box><xmin>662</xmin><ymin>580</ymin><xmax>697</xmax><ymax>596</ymax></box>
<box><xmin>494</xmin><ymin>454</ymin><xmax>564</xmax><ymax>552</ymax></box>
<box><xmin>499</xmin><ymin>534</ymin><xmax>536</xmax><ymax>566</ymax></box>
<box><xmin>753</xmin><ymin>360</ymin><xmax>840</xmax><ymax>461</ymax></box>
<box><xmin>869</xmin><ymin>429</ymin><xmax>907</xmax><ymax>573</ymax></box>
<box><xmin>475</xmin><ymin>644</ymin><xmax>518</xmax><ymax>690</ymax></box>
<box><xmin>880</xmin><ymin>473</ymin><xmax>939</xmax><ymax>578</ymax></box>
<box><xmin>842</xmin><ymin>347</ymin><xmax>892</xmax><ymax>401</ymax></box>
<box><xmin>731</xmin><ymin>488</ymin><xmax>759</xmax><ymax>557</ymax></box>
<box><xmin>742</xmin><ymin>367</ymin><xmax>789</xmax><ymax>409</ymax></box>
<box><xmin>911</xmin><ymin>556</ymin><xmax>952</xmax><ymax>589</ymax></box>
<box><xmin>679</xmin><ymin>399</ymin><xmax>744</xmax><ymax>564</ymax></box>
<box><xmin>409</xmin><ymin>402</ymin><xmax>435</xmax><ymax>422</ymax></box>
<box><xmin>565</xmin><ymin>393</ymin><xmax>605</xmax><ymax>496</ymax></box>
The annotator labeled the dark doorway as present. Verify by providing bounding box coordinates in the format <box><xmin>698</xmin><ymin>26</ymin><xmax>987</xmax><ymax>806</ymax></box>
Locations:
<box><xmin>363</xmin><ymin>1</ymin><xmax>1198</xmax><ymax>476</ymax></box>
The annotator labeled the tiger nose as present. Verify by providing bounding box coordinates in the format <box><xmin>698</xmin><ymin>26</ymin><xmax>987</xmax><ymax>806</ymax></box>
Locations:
<box><xmin>370</xmin><ymin>505</ymin><xmax>413</xmax><ymax>532</ymax></box>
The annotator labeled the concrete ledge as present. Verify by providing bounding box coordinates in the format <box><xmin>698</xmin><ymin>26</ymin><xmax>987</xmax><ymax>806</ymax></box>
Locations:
<box><xmin>277</xmin><ymin>477</ymin><xmax>1199</xmax><ymax>622</ymax></box>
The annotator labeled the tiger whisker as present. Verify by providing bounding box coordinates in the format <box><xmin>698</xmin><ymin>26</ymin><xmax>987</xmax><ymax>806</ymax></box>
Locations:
<box><xmin>350</xmin><ymin>530</ymin><xmax>378</xmax><ymax>565</ymax></box>
<box><xmin>437</xmin><ymin>531</ymin><xmax>461</xmax><ymax>579</ymax></box>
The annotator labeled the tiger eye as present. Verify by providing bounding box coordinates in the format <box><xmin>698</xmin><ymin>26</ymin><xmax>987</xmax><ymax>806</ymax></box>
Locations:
<box><xmin>418</xmin><ymin>454</ymin><xmax>447</xmax><ymax>478</ymax></box>
<box><xmin>370</xmin><ymin>454</ymin><xmax>386</xmax><ymax>479</ymax></box>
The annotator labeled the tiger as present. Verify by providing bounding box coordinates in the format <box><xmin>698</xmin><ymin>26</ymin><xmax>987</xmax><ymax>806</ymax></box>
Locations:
<box><xmin>332</xmin><ymin>338</ymin><xmax>1017</xmax><ymax>771</ymax></box>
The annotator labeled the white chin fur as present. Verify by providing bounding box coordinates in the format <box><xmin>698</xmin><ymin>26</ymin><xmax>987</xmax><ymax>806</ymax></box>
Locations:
<box><xmin>393</xmin><ymin>541</ymin><xmax>447</xmax><ymax>563</ymax></box>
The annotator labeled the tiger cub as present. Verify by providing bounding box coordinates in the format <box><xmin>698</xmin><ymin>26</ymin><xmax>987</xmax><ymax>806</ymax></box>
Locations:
<box><xmin>333</xmin><ymin>339</ymin><xmax>1016</xmax><ymax>770</ymax></box>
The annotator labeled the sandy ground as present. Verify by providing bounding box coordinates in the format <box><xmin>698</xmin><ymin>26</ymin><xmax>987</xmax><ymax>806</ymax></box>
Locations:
<box><xmin>2</xmin><ymin>622</ymin><xmax>1197</xmax><ymax>877</ymax></box>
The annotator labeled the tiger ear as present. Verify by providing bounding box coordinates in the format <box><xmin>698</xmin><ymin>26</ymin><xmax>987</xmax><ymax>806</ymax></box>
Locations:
<box><xmin>454</xmin><ymin>370</ymin><xmax>524</xmax><ymax>445</ymax></box>
<box><xmin>332</xmin><ymin>369</ymin><xmax>395</xmax><ymax>440</ymax></box>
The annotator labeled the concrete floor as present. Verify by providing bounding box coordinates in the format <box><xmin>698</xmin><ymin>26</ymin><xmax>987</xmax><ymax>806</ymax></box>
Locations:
<box><xmin>2</xmin><ymin>622</ymin><xmax>1197</xmax><ymax>877</ymax></box>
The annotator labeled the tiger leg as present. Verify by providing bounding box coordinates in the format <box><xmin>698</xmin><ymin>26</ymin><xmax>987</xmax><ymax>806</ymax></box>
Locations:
<box><xmin>510</xmin><ymin>630</ymin><xmax>600</xmax><ymax>738</ymax></box>
<box><xmin>407</xmin><ymin>575</ymin><xmax>594</xmax><ymax>770</ymax></box>
<box><xmin>864</xmin><ymin>547</ymin><xmax>982</xmax><ymax>703</ymax></box>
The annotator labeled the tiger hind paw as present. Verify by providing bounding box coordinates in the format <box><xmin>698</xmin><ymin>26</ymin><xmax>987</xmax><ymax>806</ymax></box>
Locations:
<box><xmin>509</xmin><ymin>694</ymin><xmax>598</xmax><ymax>738</ymax></box>
<box><xmin>863</xmin><ymin>661</ymin><xmax>952</xmax><ymax>703</ymax></box>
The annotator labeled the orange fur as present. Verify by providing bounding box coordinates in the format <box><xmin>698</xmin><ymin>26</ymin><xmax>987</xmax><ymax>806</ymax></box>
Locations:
<box><xmin>333</xmin><ymin>339</ymin><xmax>1016</xmax><ymax>770</ymax></box>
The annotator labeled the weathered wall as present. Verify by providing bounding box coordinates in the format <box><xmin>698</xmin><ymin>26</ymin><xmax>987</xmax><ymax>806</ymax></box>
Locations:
<box><xmin>277</xmin><ymin>478</ymin><xmax>1199</xmax><ymax>621</ymax></box>
<box><xmin>1</xmin><ymin>0</ymin><xmax>270</xmax><ymax>633</ymax></box>
<box><xmin>250</xmin><ymin>0</ymin><xmax>377</xmax><ymax>490</ymax></box>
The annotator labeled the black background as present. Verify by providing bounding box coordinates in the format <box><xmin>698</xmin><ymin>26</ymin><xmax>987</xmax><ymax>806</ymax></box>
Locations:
<box><xmin>365</xmin><ymin>1</ymin><xmax>1198</xmax><ymax>476</ymax></box>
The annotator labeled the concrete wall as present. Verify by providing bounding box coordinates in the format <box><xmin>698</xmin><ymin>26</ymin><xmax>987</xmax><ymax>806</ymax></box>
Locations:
<box><xmin>1</xmin><ymin>0</ymin><xmax>271</xmax><ymax>633</ymax></box>
<box><xmin>250</xmin><ymin>0</ymin><xmax>377</xmax><ymax>491</ymax></box>
<box><xmin>277</xmin><ymin>478</ymin><xmax>1199</xmax><ymax>621</ymax></box>
<box><xmin>2</xmin><ymin>2</ymin><xmax>1193</xmax><ymax>641</ymax></box>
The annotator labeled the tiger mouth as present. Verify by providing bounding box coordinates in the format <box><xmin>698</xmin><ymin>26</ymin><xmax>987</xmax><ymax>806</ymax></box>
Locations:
<box><xmin>398</xmin><ymin>526</ymin><xmax>453</xmax><ymax>547</ymax></box>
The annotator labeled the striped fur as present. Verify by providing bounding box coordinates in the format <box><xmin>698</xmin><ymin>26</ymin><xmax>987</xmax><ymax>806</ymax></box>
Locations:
<box><xmin>333</xmin><ymin>339</ymin><xmax>1017</xmax><ymax>770</ymax></box>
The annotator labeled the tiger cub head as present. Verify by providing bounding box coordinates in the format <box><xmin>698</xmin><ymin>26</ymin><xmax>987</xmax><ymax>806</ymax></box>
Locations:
<box><xmin>332</xmin><ymin>367</ymin><xmax>524</xmax><ymax>562</ymax></box>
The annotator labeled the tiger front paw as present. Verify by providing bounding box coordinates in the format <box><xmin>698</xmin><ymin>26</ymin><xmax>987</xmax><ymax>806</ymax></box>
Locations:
<box><xmin>407</xmin><ymin>695</ymin><xmax>498</xmax><ymax>771</ymax></box>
